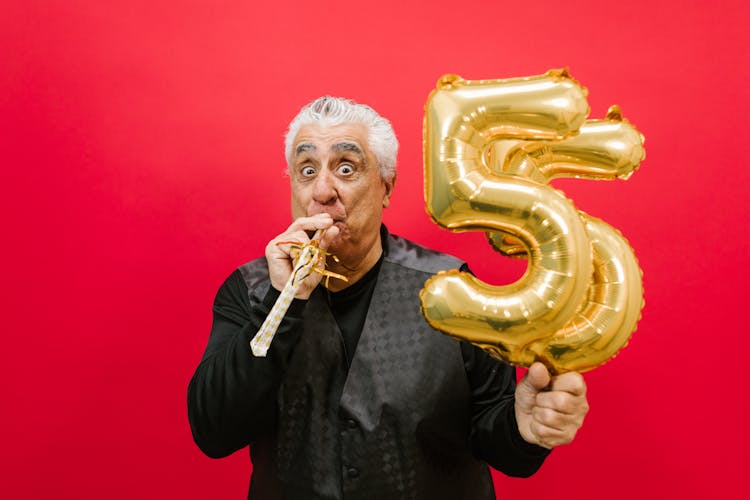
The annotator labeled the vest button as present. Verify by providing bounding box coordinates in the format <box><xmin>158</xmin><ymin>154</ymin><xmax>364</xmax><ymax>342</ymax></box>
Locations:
<box><xmin>347</xmin><ymin>467</ymin><xmax>359</xmax><ymax>478</ymax></box>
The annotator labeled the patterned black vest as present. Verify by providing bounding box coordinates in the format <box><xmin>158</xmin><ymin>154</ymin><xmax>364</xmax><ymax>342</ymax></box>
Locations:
<box><xmin>240</xmin><ymin>233</ymin><xmax>496</xmax><ymax>500</ymax></box>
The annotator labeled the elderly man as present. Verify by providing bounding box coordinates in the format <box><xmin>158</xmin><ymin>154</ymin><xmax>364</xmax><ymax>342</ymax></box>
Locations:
<box><xmin>187</xmin><ymin>97</ymin><xmax>589</xmax><ymax>500</ymax></box>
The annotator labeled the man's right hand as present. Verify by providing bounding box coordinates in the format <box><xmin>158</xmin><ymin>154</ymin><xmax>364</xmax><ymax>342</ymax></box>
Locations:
<box><xmin>265</xmin><ymin>213</ymin><xmax>340</xmax><ymax>300</ymax></box>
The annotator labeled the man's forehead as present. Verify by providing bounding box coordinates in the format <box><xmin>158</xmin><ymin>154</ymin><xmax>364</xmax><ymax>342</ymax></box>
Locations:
<box><xmin>293</xmin><ymin>123</ymin><xmax>369</xmax><ymax>155</ymax></box>
<box><xmin>295</xmin><ymin>141</ymin><xmax>364</xmax><ymax>156</ymax></box>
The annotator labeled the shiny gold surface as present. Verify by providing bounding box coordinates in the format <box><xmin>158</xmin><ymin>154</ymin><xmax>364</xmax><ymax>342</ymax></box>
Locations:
<box><xmin>421</xmin><ymin>70</ymin><xmax>644</xmax><ymax>373</ymax></box>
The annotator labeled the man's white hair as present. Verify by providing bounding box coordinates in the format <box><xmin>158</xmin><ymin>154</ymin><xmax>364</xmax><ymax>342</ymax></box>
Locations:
<box><xmin>284</xmin><ymin>96</ymin><xmax>398</xmax><ymax>182</ymax></box>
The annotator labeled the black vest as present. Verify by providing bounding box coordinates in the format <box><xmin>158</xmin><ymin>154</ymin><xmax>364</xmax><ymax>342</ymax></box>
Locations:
<box><xmin>240</xmin><ymin>233</ymin><xmax>496</xmax><ymax>500</ymax></box>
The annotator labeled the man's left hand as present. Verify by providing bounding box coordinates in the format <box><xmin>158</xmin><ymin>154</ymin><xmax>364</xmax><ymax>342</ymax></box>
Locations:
<box><xmin>515</xmin><ymin>362</ymin><xmax>589</xmax><ymax>449</ymax></box>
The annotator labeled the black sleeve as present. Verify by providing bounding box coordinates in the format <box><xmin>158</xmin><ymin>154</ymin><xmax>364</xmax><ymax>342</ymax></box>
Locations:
<box><xmin>462</xmin><ymin>342</ymin><xmax>551</xmax><ymax>477</ymax></box>
<box><xmin>187</xmin><ymin>269</ymin><xmax>306</xmax><ymax>458</ymax></box>
<box><xmin>458</xmin><ymin>261</ymin><xmax>550</xmax><ymax>477</ymax></box>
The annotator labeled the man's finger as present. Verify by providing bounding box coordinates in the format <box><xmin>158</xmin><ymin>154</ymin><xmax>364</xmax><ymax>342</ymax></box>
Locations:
<box><xmin>534</xmin><ymin>391</ymin><xmax>579</xmax><ymax>414</ymax></box>
<box><xmin>318</xmin><ymin>225</ymin><xmax>340</xmax><ymax>251</ymax></box>
<box><xmin>531</xmin><ymin>406</ymin><xmax>569</xmax><ymax>432</ymax></box>
<box><xmin>288</xmin><ymin>213</ymin><xmax>334</xmax><ymax>233</ymax></box>
<box><xmin>522</xmin><ymin>362</ymin><xmax>551</xmax><ymax>392</ymax></box>
<box><xmin>267</xmin><ymin>230</ymin><xmax>310</xmax><ymax>257</ymax></box>
<box><xmin>549</xmin><ymin>372</ymin><xmax>587</xmax><ymax>396</ymax></box>
<box><xmin>529</xmin><ymin>420</ymin><xmax>576</xmax><ymax>449</ymax></box>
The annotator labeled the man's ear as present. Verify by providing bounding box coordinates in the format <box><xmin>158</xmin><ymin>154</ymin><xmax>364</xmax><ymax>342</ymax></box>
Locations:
<box><xmin>382</xmin><ymin>175</ymin><xmax>396</xmax><ymax>208</ymax></box>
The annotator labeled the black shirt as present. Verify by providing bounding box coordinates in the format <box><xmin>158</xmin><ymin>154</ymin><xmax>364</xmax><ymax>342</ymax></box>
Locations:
<box><xmin>326</xmin><ymin>254</ymin><xmax>384</xmax><ymax>368</ymax></box>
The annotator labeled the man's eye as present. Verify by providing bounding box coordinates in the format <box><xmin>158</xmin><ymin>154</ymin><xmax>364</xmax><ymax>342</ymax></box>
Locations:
<box><xmin>301</xmin><ymin>166</ymin><xmax>316</xmax><ymax>177</ymax></box>
<box><xmin>337</xmin><ymin>164</ymin><xmax>354</xmax><ymax>175</ymax></box>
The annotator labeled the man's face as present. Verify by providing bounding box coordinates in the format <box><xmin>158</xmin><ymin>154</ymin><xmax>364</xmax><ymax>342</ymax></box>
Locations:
<box><xmin>289</xmin><ymin>123</ymin><xmax>393</xmax><ymax>264</ymax></box>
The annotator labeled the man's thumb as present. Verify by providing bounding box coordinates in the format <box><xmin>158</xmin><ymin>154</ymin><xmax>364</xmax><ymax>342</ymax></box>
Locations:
<box><xmin>520</xmin><ymin>362</ymin><xmax>551</xmax><ymax>393</ymax></box>
<box><xmin>318</xmin><ymin>225</ymin><xmax>340</xmax><ymax>252</ymax></box>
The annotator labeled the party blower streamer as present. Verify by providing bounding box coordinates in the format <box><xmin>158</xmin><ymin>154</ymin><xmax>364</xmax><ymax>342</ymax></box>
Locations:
<box><xmin>250</xmin><ymin>229</ymin><xmax>347</xmax><ymax>357</ymax></box>
<box><xmin>420</xmin><ymin>69</ymin><xmax>645</xmax><ymax>374</ymax></box>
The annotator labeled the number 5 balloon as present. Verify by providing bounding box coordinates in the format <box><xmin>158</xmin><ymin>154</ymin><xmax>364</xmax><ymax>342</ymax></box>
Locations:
<box><xmin>420</xmin><ymin>70</ymin><xmax>645</xmax><ymax>373</ymax></box>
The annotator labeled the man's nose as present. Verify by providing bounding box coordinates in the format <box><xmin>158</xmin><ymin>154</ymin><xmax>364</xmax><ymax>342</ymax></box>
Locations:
<box><xmin>312</xmin><ymin>168</ymin><xmax>338</xmax><ymax>204</ymax></box>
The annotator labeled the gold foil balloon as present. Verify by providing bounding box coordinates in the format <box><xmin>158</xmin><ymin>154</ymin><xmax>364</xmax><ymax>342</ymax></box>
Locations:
<box><xmin>420</xmin><ymin>70</ymin><xmax>645</xmax><ymax>374</ymax></box>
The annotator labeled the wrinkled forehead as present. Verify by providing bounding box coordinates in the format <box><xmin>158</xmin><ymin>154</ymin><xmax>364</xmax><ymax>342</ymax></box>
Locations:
<box><xmin>292</xmin><ymin>123</ymin><xmax>371</xmax><ymax>158</ymax></box>
<box><xmin>294</xmin><ymin>141</ymin><xmax>364</xmax><ymax>157</ymax></box>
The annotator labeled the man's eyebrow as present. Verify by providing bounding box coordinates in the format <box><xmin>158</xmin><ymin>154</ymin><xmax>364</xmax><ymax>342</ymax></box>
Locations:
<box><xmin>332</xmin><ymin>142</ymin><xmax>364</xmax><ymax>156</ymax></box>
<box><xmin>295</xmin><ymin>143</ymin><xmax>316</xmax><ymax>156</ymax></box>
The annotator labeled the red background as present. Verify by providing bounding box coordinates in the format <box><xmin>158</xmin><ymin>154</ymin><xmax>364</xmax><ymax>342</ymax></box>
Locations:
<box><xmin>2</xmin><ymin>1</ymin><xmax>748</xmax><ymax>498</ymax></box>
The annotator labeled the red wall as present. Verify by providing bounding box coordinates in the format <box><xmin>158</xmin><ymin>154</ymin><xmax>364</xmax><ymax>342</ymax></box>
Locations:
<box><xmin>2</xmin><ymin>1</ymin><xmax>747</xmax><ymax>498</ymax></box>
